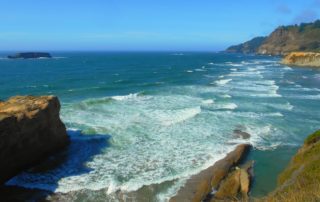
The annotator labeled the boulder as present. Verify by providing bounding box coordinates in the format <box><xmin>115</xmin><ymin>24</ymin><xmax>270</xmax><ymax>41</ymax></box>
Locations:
<box><xmin>0</xmin><ymin>95</ymin><xmax>69</xmax><ymax>184</ymax></box>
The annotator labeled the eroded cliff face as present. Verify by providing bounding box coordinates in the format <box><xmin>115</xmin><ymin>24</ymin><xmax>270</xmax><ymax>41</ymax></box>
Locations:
<box><xmin>0</xmin><ymin>96</ymin><xmax>69</xmax><ymax>184</ymax></box>
<box><xmin>257</xmin><ymin>21</ymin><xmax>320</xmax><ymax>55</ymax></box>
<box><xmin>257</xmin><ymin>27</ymin><xmax>300</xmax><ymax>55</ymax></box>
<box><xmin>281</xmin><ymin>52</ymin><xmax>320</xmax><ymax>67</ymax></box>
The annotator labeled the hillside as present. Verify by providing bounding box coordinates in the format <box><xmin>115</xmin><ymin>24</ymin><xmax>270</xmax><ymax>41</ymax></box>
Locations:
<box><xmin>227</xmin><ymin>20</ymin><xmax>320</xmax><ymax>55</ymax></box>
<box><xmin>226</xmin><ymin>37</ymin><xmax>266</xmax><ymax>54</ymax></box>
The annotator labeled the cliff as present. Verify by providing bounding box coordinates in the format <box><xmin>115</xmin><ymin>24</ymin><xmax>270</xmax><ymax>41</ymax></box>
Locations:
<box><xmin>261</xmin><ymin>130</ymin><xmax>320</xmax><ymax>201</ymax></box>
<box><xmin>7</xmin><ymin>52</ymin><xmax>52</xmax><ymax>59</ymax></box>
<box><xmin>281</xmin><ymin>52</ymin><xmax>320</xmax><ymax>67</ymax></box>
<box><xmin>227</xmin><ymin>20</ymin><xmax>320</xmax><ymax>55</ymax></box>
<box><xmin>258</xmin><ymin>20</ymin><xmax>320</xmax><ymax>55</ymax></box>
<box><xmin>226</xmin><ymin>37</ymin><xmax>267</xmax><ymax>54</ymax></box>
<box><xmin>0</xmin><ymin>96</ymin><xmax>69</xmax><ymax>184</ymax></box>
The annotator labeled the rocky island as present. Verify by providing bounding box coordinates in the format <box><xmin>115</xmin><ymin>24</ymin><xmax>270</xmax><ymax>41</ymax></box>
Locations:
<box><xmin>0</xmin><ymin>96</ymin><xmax>69</xmax><ymax>184</ymax></box>
<box><xmin>7</xmin><ymin>52</ymin><xmax>52</xmax><ymax>59</ymax></box>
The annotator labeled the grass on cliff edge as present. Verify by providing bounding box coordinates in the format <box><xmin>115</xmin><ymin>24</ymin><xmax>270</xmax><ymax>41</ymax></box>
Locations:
<box><xmin>259</xmin><ymin>130</ymin><xmax>320</xmax><ymax>202</ymax></box>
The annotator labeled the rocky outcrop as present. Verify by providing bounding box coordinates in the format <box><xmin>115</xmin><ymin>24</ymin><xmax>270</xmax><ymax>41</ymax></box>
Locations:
<box><xmin>261</xmin><ymin>130</ymin><xmax>320</xmax><ymax>202</ymax></box>
<box><xmin>212</xmin><ymin>160</ymin><xmax>253</xmax><ymax>202</ymax></box>
<box><xmin>170</xmin><ymin>144</ymin><xmax>252</xmax><ymax>202</ymax></box>
<box><xmin>226</xmin><ymin>37</ymin><xmax>267</xmax><ymax>54</ymax></box>
<box><xmin>281</xmin><ymin>52</ymin><xmax>320</xmax><ymax>67</ymax></box>
<box><xmin>7</xmin><ymin>52</ymin><xmax>52</xmax><ymax>59</ymax></box>
<box><xmin>0</xmin><ymin>96</ymin><xmax>69</xmax><ymax>184</ymax></box>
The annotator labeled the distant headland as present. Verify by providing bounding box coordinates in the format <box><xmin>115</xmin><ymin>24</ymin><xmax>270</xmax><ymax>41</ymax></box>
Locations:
<box><xmin>7</xmin><ymin>52</ymin><xmax>52</xmax><ymax>59</ymax></box>
<box><xmin>226</xmin><ymin>20</ymin><xmax>320</xmax><ymax>56</ymax></box>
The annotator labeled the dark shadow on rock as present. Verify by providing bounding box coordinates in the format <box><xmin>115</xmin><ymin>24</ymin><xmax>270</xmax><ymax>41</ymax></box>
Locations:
<box><xmin>0</xmin><ymin>130</ymin><xmax>111</xmax><ymax>202</ymax></box>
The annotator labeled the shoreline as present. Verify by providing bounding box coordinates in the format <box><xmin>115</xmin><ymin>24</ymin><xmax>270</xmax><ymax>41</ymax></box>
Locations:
<box><xmin>0</xmin><ymin>144</ymin><xmax>252</xmax><ymax>201</ymax></box>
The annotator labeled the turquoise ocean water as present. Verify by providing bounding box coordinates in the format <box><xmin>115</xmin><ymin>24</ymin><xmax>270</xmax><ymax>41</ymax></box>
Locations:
<box><xmin>1</xmin><ymin>52</ymin><xmax>320</xmax><ymax>200</ymax></box>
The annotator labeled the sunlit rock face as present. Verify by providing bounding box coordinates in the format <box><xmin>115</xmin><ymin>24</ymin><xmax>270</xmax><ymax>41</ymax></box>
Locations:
<box><xmin>0</xmin><ymin>95</ymin><xmax>69</xmax><ymax>184</ymax></box>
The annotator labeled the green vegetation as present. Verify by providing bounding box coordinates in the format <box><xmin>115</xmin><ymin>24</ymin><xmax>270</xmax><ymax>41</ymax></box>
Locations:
<box><xmin>304</xmin><ymin>130</ymin><xmax>320</xmax><ymax>145</ymax></box>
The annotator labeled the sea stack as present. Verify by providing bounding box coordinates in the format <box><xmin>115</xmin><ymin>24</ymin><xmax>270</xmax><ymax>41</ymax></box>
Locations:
<box><xmin>0</xmin><ymin>95</ymin><xmax>69</xmax><ymax>184</ymax></box>
<box><xmin>7</xmin><ymin>52</ymin><xmax>52</xmax><ymax>59</ymax></box>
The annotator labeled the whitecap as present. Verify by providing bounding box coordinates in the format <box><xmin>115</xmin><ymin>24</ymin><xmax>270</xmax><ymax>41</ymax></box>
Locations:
<box><xmin>220</xmin><ymin>94</ymin><xmax>232</xmax><ymax>98</ymax></box>
<box><xmin>225</xmin><ymin>62</ymin><xmax>243</xmax><ymax>66</ymax></box>
<box><xmin>111</xmin><ymin>93</ymin><xmax>140</xmax><ymax>101</ymax></box>
<box><xmin>202</xmin><ymin>99</ymin><xmax>214</xmax><ymax>105</ymax></box>
<box><xmin>214</xmin><ymin>79</ymin><xmax>232</xmax><ymax>86</ymax></box>
<box><xmin>195</xmin><ymin>68</ymin><xmax>206</xmax><ymax>72</ymax></box>
<box><xmin>215</xmin><ymin>103</ymin><xmax>238</xmax><ymax>110</ymax></box>
<box><xmin>283</xmin><ymin>66</ymin><xmax>292</xmax><ymax>70</ymax></box>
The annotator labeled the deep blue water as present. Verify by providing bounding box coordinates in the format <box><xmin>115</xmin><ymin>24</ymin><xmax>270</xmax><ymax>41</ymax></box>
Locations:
<box><xmin>1</xmin><ymin>52</ymin><xmax>320</xmax><ymax>200</ymax></box>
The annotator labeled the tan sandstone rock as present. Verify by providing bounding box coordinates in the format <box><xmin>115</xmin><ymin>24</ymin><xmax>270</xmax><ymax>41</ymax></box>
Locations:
<box><xmin>0</xmin><ymin>95</ymin><xmax>69</xmax><ymax>184</ymax></box>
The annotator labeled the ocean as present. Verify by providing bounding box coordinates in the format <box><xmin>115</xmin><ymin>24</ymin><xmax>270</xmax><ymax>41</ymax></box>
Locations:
<box><xmin>1</xmin><ymin>52</ymin><xmax>320</xmax><ymax>201</ymax></box>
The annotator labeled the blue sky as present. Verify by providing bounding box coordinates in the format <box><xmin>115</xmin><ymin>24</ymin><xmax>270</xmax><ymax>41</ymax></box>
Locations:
<box><xmin>0</xmin><ymin>0</ymin><xmax>319</xmax><ymax>51</ymax></box>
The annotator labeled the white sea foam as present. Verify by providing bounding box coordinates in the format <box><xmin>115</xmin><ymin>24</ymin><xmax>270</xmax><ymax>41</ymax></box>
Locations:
<box><xmin>283</xmin><ymin>66</ymin><xmax>293</xmax><ymax>70</ymax></box>
<box><xmin>229</xmin><ymin>64</ymin><xmax>243</xmax><ymax>67</ymax></box>
<box><xmin>159</xmin><ymin>106</ymin><xmax>202</xmax><ymax>126</ymax></box>
<box><xmin>215</xmin><ymin>103</ymin><xmax>238</xmax><ymax>110</ymax></box>
<box><xmin>195</xmin><ymin>68</ymin><xmax>206</xmax><ymax>72</ymax></box>
<box><xmin>263</xmin><ymin>102</ymin><xmax>294</xmax><ymax>111</ymax></box>
<box><xmin>214</xmin><ymin>79</ymin><xmax>232</xmax><ymax>85</ymax></box>
<box><xmin>220</xmin><ymin>94</ymin><xmax>232</xmax><ymax>98</ymax></box>
<box><xmin>186</xmin><ymin>70</ymin><xmax>193</xmax><ymax>73</ymax></box>
<box><xmin>111</xmin><ymin>93</ymin><xmax>140</xmax><ymax>101</ymax></box>
<box><xmin>202</xmin><ymin>99</ymin><xmax>214</xmax><ymax>105</ymax></box>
